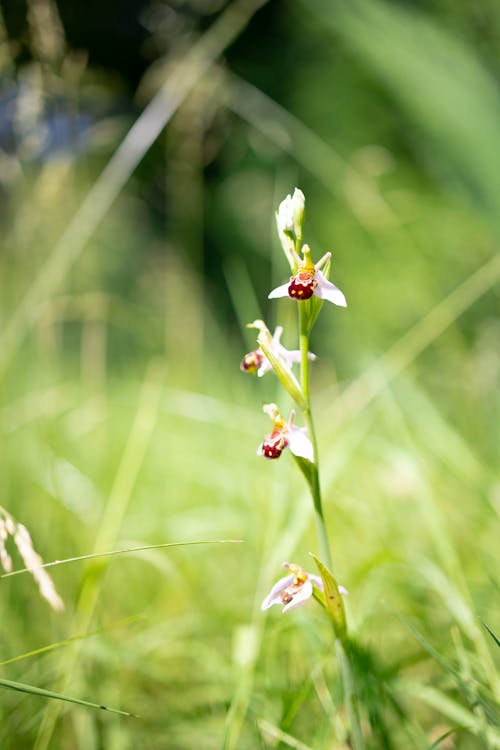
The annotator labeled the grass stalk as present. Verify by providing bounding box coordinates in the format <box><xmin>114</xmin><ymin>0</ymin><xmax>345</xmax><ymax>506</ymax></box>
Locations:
<box><xmin>34</xmin><ymin>361</ymin><xmax>164</xmax><ymax>750</ymax></box>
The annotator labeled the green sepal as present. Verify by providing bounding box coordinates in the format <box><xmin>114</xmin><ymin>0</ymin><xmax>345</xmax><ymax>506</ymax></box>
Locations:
<box><xmin>310</xmin><ymin>552</ymin><xmax>347</xmax><ymax>643</ymax></box>
<box><xmin>256</xmin><ymin>331</ymin><xmax>307</xmax><ymax>411</ymax></box>
<box><xmin>308</xmin><ymin>255</ymin><xmax>331</xmax><ymax>333</ymax></box>
<box><xmin>292</xmin><ymin>453</ymin><xmax>315</xmax><ymax>491</ymax></box>
<box><xmin>276</xmin><ymin>222</ymin><xmax>298</xmax><ymax>273</ymax></box>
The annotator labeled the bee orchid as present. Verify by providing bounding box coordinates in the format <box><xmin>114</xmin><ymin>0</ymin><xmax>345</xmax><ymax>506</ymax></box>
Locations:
<box><xmin>261</xmin><ymin>562</ymin><xmax>348</xmax><ymax>614</ymax></box>
<box><xmin>258</xmin><ymin>404</ymin><xmax>313</xmax><ymax>462</ymax></box>
<box><xmin>269</xmin><ymin>244</ymin><xmax>346</xmax><ymax>306</ymax></box>
<box><xmin>240</xmin><ymin>325</ymin><xmax>315</xmax><ymax>377</ymax></box>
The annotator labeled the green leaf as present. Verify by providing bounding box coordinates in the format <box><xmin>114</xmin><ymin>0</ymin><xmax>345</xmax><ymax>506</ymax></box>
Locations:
<box><xmin>257</xmin><ymin>331</ymin><xmax>307</xmax><ymax>411</ymax></box>
<box><xmin>307</xmin><ymin>257</ymin><xmax>330</xmax><ymax>333</ymax></box>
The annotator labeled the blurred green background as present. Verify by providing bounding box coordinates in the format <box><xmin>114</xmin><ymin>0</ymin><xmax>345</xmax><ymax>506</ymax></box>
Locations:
<box><xmin>0</xmin><ymin>0</ymin><xmax>499</xmax><ymax>748</ymax></box>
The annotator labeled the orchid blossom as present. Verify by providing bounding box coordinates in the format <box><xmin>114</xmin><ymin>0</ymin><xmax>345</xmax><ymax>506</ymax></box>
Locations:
<box><xmin>258</xmin><ymin>403</ymin><xmax>313</xmax><ymax>461</ymax></box>
<box><xmin>261</xmin><ymin>562</ymin><xmax>348</xmax><ymax>614</ymax></box>
<box><xmin>240</xmin><ymin>325</ymin><xmax>315</xmax><ymax>377</ymax></box>
<box><xmin>269</xmin><ymin>244</ymin><xmax>346</xmax><ymax>306</ymax></box>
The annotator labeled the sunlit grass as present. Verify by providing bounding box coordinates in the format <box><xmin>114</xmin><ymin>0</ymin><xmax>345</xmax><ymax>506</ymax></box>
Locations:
<box><xmin>1</xmin><ymin>337</ymin><xmax>498</xmax><ymax>747</ymax></box>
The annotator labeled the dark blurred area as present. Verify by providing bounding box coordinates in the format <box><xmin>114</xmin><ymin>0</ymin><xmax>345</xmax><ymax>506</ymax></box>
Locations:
<box><xmin>0</xmin><ymin>0</ymin><xmax>290</xmax><ymax>347</ymax></box>
<box><xmin>1</xmin><ymin>0</ymin><xmax>499</xmax><ymax>384</ymax></box>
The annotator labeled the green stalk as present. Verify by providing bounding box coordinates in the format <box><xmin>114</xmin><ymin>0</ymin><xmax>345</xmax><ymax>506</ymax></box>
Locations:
<box><xmin>298</xmin><ymin>303</ymin><xmax>332</xmax><ymax>569</ymax></box>
<box><xmin>298</xmin><ymin>302</ymin><xmax>365</xmax><ymax>746</ymax></box>
<box><xmin>291</xmin><ymin>220</ymin><xmax>363</xmax><ymax>749</ymax></box>
<box><xmin>336</xmin><ymin>641</ymin><xmax>366</xmax><ymax>750</ymax></box>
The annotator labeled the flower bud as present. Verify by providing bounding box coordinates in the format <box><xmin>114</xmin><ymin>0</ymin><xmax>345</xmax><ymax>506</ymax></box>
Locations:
<box><xmin>275</xmin><ymin>188</ymin><xmax>306</xmax><ymax>271</ymax></box>
<box><xmin>290</xmin><ymin>188</ymin><xmax>305</xmax><ymax>238</ymax></box>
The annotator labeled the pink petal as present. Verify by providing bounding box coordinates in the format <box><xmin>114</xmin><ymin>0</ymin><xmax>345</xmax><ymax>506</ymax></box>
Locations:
<box><xmin>261</xmin><ymin>574</ymin><xmax>295</xmax><ymax>610</ymax></box>
<box><xmin>282</xmin><ymin>578</ymin><xmax>313</xmax><ymax>613</ymax></box>
<box><xmin>288</xmin><ymin>427</ymin><xmax>314</xmax><ymax>462</ymax></box>
<box><xmin>314</xmin><ymin>270</ymin><xmax>347</xmax><ymax>307</ymax></box>
<box><xmin>309</xmin><ymin>573</ymin><xmax>324</xmax><ymax>591</ymax></box>
<box><xmin>271</xmin><ymin>326</ymin><xmax>284</xmax><ymax>345</ymax></box>
<box><xmin>257</xmin><ymin>360</ymin><xmax>272</xmax><ymax>377</ymax></box>
<box><xmin>282</xmin><ymin>349</ymin><xmax>316</xmax><ymax>364</ymax></box>
<box><xmin>282</xmin><ymin>350</ymin><xmax>301</xmax><ymax>364</ymax></box>
<box><xmin>268</xmin><ymin>282</ymin><xmax>290</xmax><ymax>299</ymax></box>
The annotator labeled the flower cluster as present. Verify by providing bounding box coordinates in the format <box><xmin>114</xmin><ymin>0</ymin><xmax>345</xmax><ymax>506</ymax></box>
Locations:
<box><xmin>240</xmin><ymin>188</ymin><xmax>348</xmax><ymax>618</ymax></box>
<box><xmin>241</xmin><ymin>189</ymin><xmax>346</xmax><ymax>463</ymax></box>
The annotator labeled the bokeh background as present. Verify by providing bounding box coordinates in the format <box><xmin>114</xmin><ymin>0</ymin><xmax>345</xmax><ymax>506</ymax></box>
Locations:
<box><xmin>0</xmin><ymin>0</ymin><xmax>499</xmax><ymax>748</ymax></box>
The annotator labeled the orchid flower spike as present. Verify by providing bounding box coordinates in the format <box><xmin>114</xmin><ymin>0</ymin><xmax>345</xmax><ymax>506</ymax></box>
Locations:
<box><xmin>269</xmin><ymin>245</ymin><xmax>347</xmax><ymax>306</ymax></box>
<box><xmin>261</xmin><ymin>562</ymin><xmax>348</xmax><ymax>614</ymax></box>
<box><xmin>241</xmin><ymin>324</ymin><xmax>315</xmax><ymax>377</ymax></box>
<box><xmin>258</xmin><ymin>403</ymin><xmax>313</xmax><ymax>462</ymax></box>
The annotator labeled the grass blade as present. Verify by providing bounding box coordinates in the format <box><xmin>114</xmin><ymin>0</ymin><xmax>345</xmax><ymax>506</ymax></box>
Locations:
<box><xmin>0</xmin><ymin>539</ymin><xmax>243</xmax><ymax>579</ymax></box>
<box><xmin>0</xmin><ymin>678</ymin><xmax>136</xmax><ymax>717</ymax></box>
<box><xmin>482</xmin><ymin>620</ymin><xmax>500</xmax><ymax>649</ymax></box>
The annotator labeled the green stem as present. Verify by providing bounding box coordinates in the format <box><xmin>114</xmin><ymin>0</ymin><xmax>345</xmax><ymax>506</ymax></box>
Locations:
<box><xmin>298</xmin><ymin>304</ymin><xmax>332</xmax><ymax>569</ymax></box>
<box><xmin>336</xmin><ymin>641</ymin><xmax>365</xmax><ymax>750</ymax></box>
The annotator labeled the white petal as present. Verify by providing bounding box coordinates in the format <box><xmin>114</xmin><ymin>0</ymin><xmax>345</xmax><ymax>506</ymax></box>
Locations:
<box><xmin>257</xmin><ymin>359</ymin><xmax>272</xmax><ymax>377</ymax></box>
<box><xmin>261</xmin><ymin>574</ymin><xmax>295</xmax><ymax>610</ymax></box>
<box><xmin>309</xmin><ymin>574</ymin><xmax>324</xmax><ymax>591</ymax></box>
<box><xmin>281</xmin><ymin>349</ymin><xmax>316</xmax><ymax>366</ymax></box>
<box><xmin>271</xmin><ymin>326</ymin><xmax>283</xmax><ymax>345</ymax></box>
<box><xmin>314</xmin><ymin>270</ymin><xmax>347</xmax><ymax>307</ymax></box>
<box><xmin>282</xmin><ymin>349</ymin><xmax>302</xmax><ymax>365</ymax></box>
<box><xmin>339</xmin><ymin>585</ymin><xmax>349</xmax><ymax>596</ymax></box>
<box><xmin>288</xmin><ymin>427</ymin><xmax>314</xmax><ymax>462</ymax></box>
<box><xmin>256</xmin><ymin>443</ymin><xmax>264</xmax><ymax>456</ymax></box>
<box><xmin>268</xmin><ymin>282</ymin><xmax>290</xmax><ymax>299</ymax></box>
<box><xmin>291</xmin><ymin>189</ymin><xmax>305</xmax><ymax>231</ymax></box>
<box><xmin>291</xmin><ymin>187</ymin><xmax>305</xmax><ymax>210</ymax></box>
<box><xmin>282</xmin><ymin>579</ymin><xmax>313</xmax><ymax>613</ymax></box>
<box><xmin>263</xmin><ymin>403</ymin><xmax>280</xmax><ymax>420</ymax></box>
<box><xmin>277</xmin><ymin>195</ymin><xmax>294</xmax><ymax>232</ymax></box>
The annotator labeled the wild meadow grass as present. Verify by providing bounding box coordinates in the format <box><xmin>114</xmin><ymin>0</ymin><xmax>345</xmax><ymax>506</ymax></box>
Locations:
<box><xmin>1</xmin><ymin>0</ymin><xmax>500</xmax><ymax>748</ymax></box>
